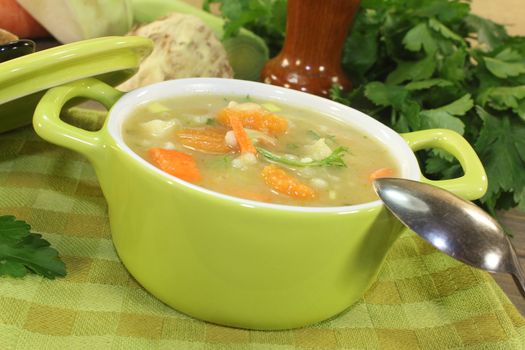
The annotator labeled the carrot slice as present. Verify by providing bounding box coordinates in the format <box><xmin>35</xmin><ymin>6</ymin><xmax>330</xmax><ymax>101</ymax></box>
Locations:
<box><xmin>368</xmin><ymin>167</ymin><xmax>395</xmax><ymax>182</ymax></box>
<box><xmin>261</xmin><ymin>165</ymin><xmax>316</xmax><ymax>200</ymax></box>
<box><xmin>149</xmin><ymin>148</ymin><xmax>201</xmax><ymax>183</ymax></box>
<box><xmin>217</xmin><ymin>108</ymin><xmax>288</xmax><ymax>135</ymax></box>
<box><xmin>176</xmin><ymin>127</ymin><xmax>231</xmax><ymax>154</ymax></box>
<box><xmin>229</xmin><ymin>114</ymin><xmax>256</xmax><ymax>154</ymax></box>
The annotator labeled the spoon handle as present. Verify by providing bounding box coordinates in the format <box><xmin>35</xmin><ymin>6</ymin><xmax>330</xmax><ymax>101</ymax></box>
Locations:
<box><xmin>511</xmin><ymin>274</ymin><xmax>525</xmax><ymax>298</ymax></box>
<box><xmin>509</xmin><ymin>244</ymin><xmax>525</xmax><ymax>298</ymax></box>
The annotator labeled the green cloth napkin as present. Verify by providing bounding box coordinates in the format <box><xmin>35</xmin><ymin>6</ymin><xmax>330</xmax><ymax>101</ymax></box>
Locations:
<box><xmin>1</xmin><ymin>126</ymin><xmax>524</xmax><ymax>350</ymax></box>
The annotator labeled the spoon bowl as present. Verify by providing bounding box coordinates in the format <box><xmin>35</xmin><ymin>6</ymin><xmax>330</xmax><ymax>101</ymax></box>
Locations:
<box><xmin>373</xmin><ymin>177</ymin><xmax>525</xmax><ymax>297</ymax></box>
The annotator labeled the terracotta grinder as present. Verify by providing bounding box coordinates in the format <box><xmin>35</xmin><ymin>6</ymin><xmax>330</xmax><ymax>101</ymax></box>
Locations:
<box><xmin>261</xmin><ymin>0</ymin><xmax>361</xmax><ymax>96</ymax></box>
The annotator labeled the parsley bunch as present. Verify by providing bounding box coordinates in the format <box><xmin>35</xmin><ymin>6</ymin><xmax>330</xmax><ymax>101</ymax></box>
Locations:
<box><xmin>0</xmin><ymin>216</ymin><xmax>66</xmax><ymax>279</ymax></box>
<box><xmin>206</xmin><ymin>0</ymin><xmax>525</xmax><ymax>216</ymax></box>
<box><xmin>337</xmin><ymin>0</ymin><xmax>525</xmax><ymax>215</ymax></box>
<box><xmin>203</xmin><ymin>0</ymin><xmax>287</xmax><ymax>56</ymax></box>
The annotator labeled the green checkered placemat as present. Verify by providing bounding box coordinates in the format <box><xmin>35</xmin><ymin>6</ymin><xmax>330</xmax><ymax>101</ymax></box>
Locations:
<box><xmin>1</xmin><ymin>126</ymin><xmax>524</xmax><ymax>349</ymax></box>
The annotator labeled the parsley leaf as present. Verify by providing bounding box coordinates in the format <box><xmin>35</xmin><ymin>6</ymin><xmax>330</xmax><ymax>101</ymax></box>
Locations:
<box><xmin>364</xmin><ymin>82</ymin><xmax>409</xmax><ymax>108</ymax></box>
<box><xmin>419</xmin><ymin>94</ymin><xmax>472</xmax><ymax>160</ymax></box>
<box><xmin>430</xmin><ymin>93</ymin><xmax>473</xmax><ymax>116</ymax></box>
<box><xmin>420</xmin><ymin>110</ymin><xmax>465</xmax><ymax>134</ymax></box>
<box><xmin>441</xmin><ymin>50</ymin><xmax>467</xmax><ymax>83</ymax></box>
<box><xmin>386</xmin><ymin>55</ymin><xmax>437</xmax><ymax>85</ymax></box>
<box><xmin>405</xmin><ymin>79</ymin><xmax>453</xmax><ymax>91</ymax></box>
<box><xmin>479</xmin><ymin>86</ymin><xmax>525</xmax><ymax>120</ymax></box>
<box><xmin>425</xmin><ymin>154</ymin><xmax>461</xmax><ymax>174</ymax></box>
<box><xmin>403</xmin><ymin>23</ymin><xmax>438</xmax><ymax>54</ymax></box>
<box><xmin>0</xmin><ymin>216</ymin><xmax>66</xmax><ymax>279</ymax></box>
<box><xmin>0</xmin><ymin>215</ymin><xmax>31</xmax><ymax>243</ymax></box>
<box><xmin>484</xmin><ymin>57</ymin><xmax>525</xmax><ymax>79</ymax></box>
<box><xmin>204</xmin><ymin>0</ymin><xmax>286</xmax><ymax>56</ymax></box>
<box><xmin>341</xmin><ymin>7</ymin><xmax>381</xmax><ymax>83</ymax></box>
<box><xmin>256</xmin><ymin>146</ymin><xmax>348</xmax><ymax>168</ymax></box>
<box><xmin>475</xmin><ymin>108</ymin><xmax>525</xmax><ymax>209</ymax></box>
<box><xmin>428</xmin><ymin>18</ymin><xmax>465</xmax><ymax>45</ymax></box>
<box><xmin>465</xmin><ymin>15</ymin><xmax>509</xmax><ymax>51</ymax></box>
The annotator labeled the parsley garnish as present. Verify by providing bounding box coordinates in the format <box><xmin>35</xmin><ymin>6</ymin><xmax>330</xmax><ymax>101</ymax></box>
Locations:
<box><xmin>0</xmin><ymin>216</ymin><xmax>66</xmax><ymax>279</ymax></box>
<box><xmin>256</xmin><ymin>146</ymin><xmax>348</xmax><ymax>168</ymax></box>
<box><xmin>307</xmin><ymin>130</ymin><xmax>321</xmax><ymax>140</ymax></box>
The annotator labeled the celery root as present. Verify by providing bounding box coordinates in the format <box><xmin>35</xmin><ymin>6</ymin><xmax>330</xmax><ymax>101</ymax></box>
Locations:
<box><xmin>130</xmin><ymin>0</ymin><xmax>269</xmax><ymax>81</ymax></box>
<box><xmin>119</xmin><ymin>13</ymin><xmax>233</xmax><ymax>91</ymax></box>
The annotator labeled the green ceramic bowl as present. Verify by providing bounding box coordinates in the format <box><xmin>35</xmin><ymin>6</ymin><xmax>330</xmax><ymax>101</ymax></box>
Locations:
<box><xmin>33</xmin><ymin>77</ymin><xmax>488</xmax><ymax>330</ymax></box>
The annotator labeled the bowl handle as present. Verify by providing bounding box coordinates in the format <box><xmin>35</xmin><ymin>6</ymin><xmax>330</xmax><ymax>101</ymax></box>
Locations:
<box><xmin>401</xmin><ymin>129</ymin><xmax>488</xmax><ymax>200</ymax></box>
<box><xmin>33</xmin><ymin>78</ymin><xmax>123</xmax><ymax>163</ymax></box>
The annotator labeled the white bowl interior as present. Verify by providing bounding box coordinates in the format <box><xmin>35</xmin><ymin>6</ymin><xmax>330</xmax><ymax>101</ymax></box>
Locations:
<box><xmin>108</xmin><ymin>78</ymin><xmax>420</xmax><ymax>212</ymax></box>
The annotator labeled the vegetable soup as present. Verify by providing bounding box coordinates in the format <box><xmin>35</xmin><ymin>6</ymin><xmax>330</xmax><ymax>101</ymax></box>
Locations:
<box><xmin>123</xmin><ymin>95</ymin><xmax>399</xmax><ymax>206</ymax></box>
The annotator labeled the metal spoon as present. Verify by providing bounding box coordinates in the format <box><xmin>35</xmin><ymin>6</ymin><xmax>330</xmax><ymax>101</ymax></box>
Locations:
<box><xmin>373</xmin><ymin>177</ymin><xmax>525</xmax><ymax>297</ymax></box>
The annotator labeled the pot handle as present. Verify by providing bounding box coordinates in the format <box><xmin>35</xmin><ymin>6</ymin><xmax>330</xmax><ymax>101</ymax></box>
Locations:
<box><xmin>401</xmin><ymin>129</ymin><xmax>488</xmax><ymax>200</ymax></box>
<box><xmin>33</xmin><ymin>78</ymin><xmax>123</xmax><ymax>162</ymax></box>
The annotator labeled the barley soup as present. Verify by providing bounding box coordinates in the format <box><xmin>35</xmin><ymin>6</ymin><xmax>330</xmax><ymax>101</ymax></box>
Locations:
<box><xmin>123</xmin><ymin>95</ymin><xmax>399</xmax><ymax>206</ymax></box>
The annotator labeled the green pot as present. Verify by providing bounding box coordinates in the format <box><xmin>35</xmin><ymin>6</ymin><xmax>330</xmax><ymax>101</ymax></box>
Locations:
<box><xmin>33</xmin><ymin>78</ymin><xmax>487</xmax><ymax>330</ymax></box>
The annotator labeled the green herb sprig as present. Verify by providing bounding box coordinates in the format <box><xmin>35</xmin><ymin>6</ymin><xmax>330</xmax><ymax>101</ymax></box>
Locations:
<box><xmin>0</xmin><ymin>216</ymin><xmax>66</xmax><ymax>279</ymax></box>
<box><xmin>256</xmin><ymin>146</ymin><xmax>348</xmax><ymax>168</ymax></box>
<box><xmin>203</xmin><ymin>0</ymin><xmax>287</xmax><ymax>56</ymax></box>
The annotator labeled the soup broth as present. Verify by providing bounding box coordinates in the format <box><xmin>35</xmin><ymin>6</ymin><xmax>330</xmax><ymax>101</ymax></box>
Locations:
<box><xmin>123</xmin><ymin>95</ymin><xmax>399</xmax><ymax>207</ymax></box>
